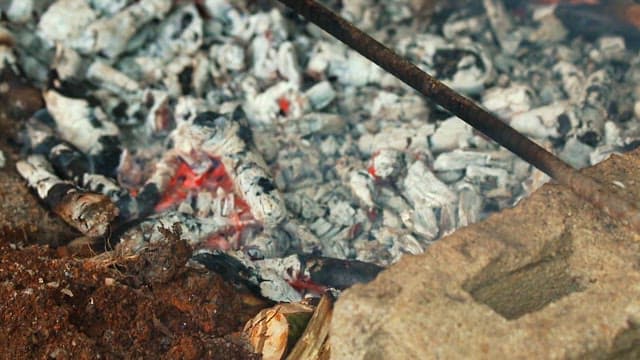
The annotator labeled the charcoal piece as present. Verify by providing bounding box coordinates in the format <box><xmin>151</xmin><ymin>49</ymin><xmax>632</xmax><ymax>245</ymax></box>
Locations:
<box><xmin>555</xmin><ymin>4</ymin><xmax>640</xmax><ymax>46</ymax></box>
<box><xmin>301</xmin><ymin>255</ymin><xmax>384</xmax><ymax>290</ymax></box>
<box><xmin>191</xmin><ymin>250</ymin><xmax>262</xmax><ymax>294</ymax></box>
<box><xmin>16</xmin><ymin>155</ymin><xmax>118</xmax><ymax>237</ymax></box>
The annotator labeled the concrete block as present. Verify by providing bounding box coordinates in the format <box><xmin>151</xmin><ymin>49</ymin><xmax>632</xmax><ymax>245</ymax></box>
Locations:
<box><xmin>331</xmin><ymin>149</ymin><xmax>640</xmax><ymax>359</ymax></box>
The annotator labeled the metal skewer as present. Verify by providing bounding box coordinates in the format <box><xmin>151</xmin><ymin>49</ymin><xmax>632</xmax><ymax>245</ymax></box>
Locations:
<box><xmin>276</xmin><ymin>0</ymin><xmax>640</xmax><ymax>233</ymax></box>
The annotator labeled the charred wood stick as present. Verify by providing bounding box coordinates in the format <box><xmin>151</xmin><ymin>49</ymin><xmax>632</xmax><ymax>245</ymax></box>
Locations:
<box><xmin>276</xmin><ymin>0</ymin><xmax>640</xmax><ymax>233</ymax></box>
<box><xmin>192</xmin><ymin>250</ymin><xmax>383</xmax><ymax>302</ymax></box>
<box><xmin>16</xmin><ymin>155</ymin><xmax>119</xmax><ymax>237</ymax></box>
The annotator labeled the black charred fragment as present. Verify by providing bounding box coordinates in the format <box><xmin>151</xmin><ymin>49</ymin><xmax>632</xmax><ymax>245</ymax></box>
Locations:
<box><xmin>45</xmin><ymin>182</ymin><xmax>76</xmax><ymax>209</ymax></box>
<box><xmin>256</xmin><ymin>177</ymin><xmax>276</xmax><ymax>194</ymax></box>
<box><xmin>301</xmin><ymin>255</ymin><xmax>384</xmax><ymax>290</ymax></box>
<box><xmin>136</xmin><ymin>183</ymin><xmax>161</xmax><ymax>218</ymax></box>
<box><xmin>191</xmin><ymin>250</ymin><xmax>262</xmax><ymax>294</ymax></box>
<box><xmin>92</xmin><ymin>136</ymin><xmax>122</xmax><ymax>178</ymax></box>
<box><xmin>193</xmin><ymin>111</ymin><xmax>224</xmax><ymax>128</ymax></box>
<box><xmin>30</xmin><ymin>136</ymin><xmax>59</xmax><ymax>156</ymax></box>
<box><xmin>178</xmin><ymin>65</ymin><xmax>194</xmax><ymax>95</ymax></box>
<box><xmin>554</xmin><ymin>4</ymin><xmax>640</xmax><ymax>46</ymax></box>
<box><xmin>32</xmin><ymin>108</ymin><xmax>56</xmax><ymax>128</ymax></box>
<box><xmin>49</xmin><ymin>143</ymin><xmax>93</xmax><ymax>181</ymax></box>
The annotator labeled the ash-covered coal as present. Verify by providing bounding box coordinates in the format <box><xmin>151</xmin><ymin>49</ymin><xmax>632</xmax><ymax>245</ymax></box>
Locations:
<box><xmin>3</xmin><ymin>0</ymin><xmax>640</xmax><ymax>301</ymax></box>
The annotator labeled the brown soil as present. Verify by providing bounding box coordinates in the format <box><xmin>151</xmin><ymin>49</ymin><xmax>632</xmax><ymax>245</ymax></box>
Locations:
<box><xmin>0</xmin><ymin>74</ymin><xmax>268</xmax><ymax>359</ymax></box>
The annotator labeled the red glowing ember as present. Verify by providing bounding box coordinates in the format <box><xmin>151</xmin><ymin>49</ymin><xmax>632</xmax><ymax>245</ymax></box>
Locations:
<box><xmin>153</xmin><ymin>158</ymin><xmax>255</xmax><ymax>244</ymax></box>
<box><xmin>277</xmin><ymin>97</ymin><xmax>291</xmax><ymax>115</ymax></box>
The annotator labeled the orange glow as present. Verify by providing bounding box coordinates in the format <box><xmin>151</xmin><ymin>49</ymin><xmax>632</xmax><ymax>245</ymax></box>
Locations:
<box><xmin>153</xmin><ymin>158</ymin><xmax>255</xmax><ymax>245</ymax></box>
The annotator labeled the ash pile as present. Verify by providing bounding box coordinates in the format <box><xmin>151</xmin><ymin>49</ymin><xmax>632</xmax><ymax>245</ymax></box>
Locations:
<box><xmin>2</xmin><ymin>0</ymin><xmax>640</xmax><ymax>301</ymax></box>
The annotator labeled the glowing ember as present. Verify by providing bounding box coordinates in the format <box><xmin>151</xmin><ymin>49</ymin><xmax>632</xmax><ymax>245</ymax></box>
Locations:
<box><xmin>277</xmin><ymin>97</ymin><xmax>291</xmax><ymax>115</ymax></box>
<box><xmin>153</xmin><ymin>158</ymin><xmax>254</xmax><ymax>246</ymax></box>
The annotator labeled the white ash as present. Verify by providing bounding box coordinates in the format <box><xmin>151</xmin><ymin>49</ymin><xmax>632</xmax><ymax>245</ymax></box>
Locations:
<box><xmin>0</xmin><ymin>150</ymin><xmax>4</xmax><ymax>169</ymax></box>
<box><xmin>7</xmin><ymin>0</ymin><xmax>640</xmax><ymax>269</ymax></box>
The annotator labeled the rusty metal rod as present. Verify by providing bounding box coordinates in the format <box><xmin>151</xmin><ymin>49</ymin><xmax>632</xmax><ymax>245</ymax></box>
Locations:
<box><xmin>277</xmin><ymin>0</ymin><xmax>640</xmax><ymax>232</ymax></box>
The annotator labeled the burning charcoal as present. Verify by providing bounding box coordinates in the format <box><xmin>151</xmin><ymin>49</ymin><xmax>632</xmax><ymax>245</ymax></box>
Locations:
<box><xmin>243</xmin><ymin>81</ymin><xmax>307</xmax><ymax>124</ymax></box>
<box><xmin>116</xmin><ymin>211</ymin><xmax>233</xmax><ymax>253</ymax></box>
<box><xmin>368</xmin><ymin>149</ymin><xmax>405</xmax><ymax>181</ymax></box>
<box><xmin>10</xmin><ymin>0</ymin><xmax>640</xmax><ymax>311</ymax></box>
<box><xmin>16</xmin><ymin>155</ymin><xmax>118</xmax><ymax>237</ymax></box>
<box><xmin>243</xmin><ymin>302</ymin><xmax>315</xmax><ymax>360</ymax></box>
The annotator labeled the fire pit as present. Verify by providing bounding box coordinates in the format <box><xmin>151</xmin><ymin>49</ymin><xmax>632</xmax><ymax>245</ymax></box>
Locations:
<box><xmin>2</xmin><ymin>0</ymin><xmax>640</xmax><ymax>358</ymax></box>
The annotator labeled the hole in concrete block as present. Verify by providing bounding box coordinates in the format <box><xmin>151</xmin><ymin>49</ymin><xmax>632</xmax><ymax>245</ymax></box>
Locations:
<box><xmin>463</xmin><ymin>230</ymin><xmax>585</xmax><ymax>320</ymax></box>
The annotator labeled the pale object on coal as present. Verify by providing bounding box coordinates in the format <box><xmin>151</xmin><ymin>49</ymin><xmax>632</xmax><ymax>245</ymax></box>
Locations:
<box><xmin>0</xmin><ymin>150</ymin><xmax>5</xmax><ymax>169</ymax></box>
<box><xmin>6</xmin><ymin>0</ymin><xmax>34</xmax><ymax>23</ymax></box>
<box><xmin>357</xmin><ymin>123</ymin><xmax>434</xmax><ymax>156</ymax></box>
<box><xmin>508</xmin><ymin>102</ymin><xmax>567</xmax><ymax>139</ymax></box>
<box><xmin>43</xmin><ymin>90</ymin><xmax>120</xmax><ymax>156</ymax></box>
<box><xmin>594</xmin><ymin>36</ymin><xmax>626</xmax><ymax>62</ymax></box>
<box><xmin>88</xmin><ymin>0</ymin><xmax>129</xmax><ymax>15</ymax></box>
<box><xmin>433</xmin><ymin>149</ymin><xmax>513</xmax><ymax>172</ymax></box>
<box><xmin>482</xmin><ymin>85</ymin><xmax>533</xmax><ymax>117</ymax></box>
<box><xmin>285</xmin><ymin>113</ymin><xmax>346</xmax><ymax>137</ymax></box>
<box><xmin>442</xmin><ymin>14</ymin><xmax>486</xmax><ymax>40</ymax></box>
<box><xmin>430</xmin><ymin>116</ymin><xmax>473</xmax><ymax>153</ymax></box>
<box><xmin>528</xmin><ymin>11</ymin><xmax>568</xmax><ymax>44</ymax></box>
<box><xmin>87</xmin><ymin>61</ymin><xmax>140</xmax><ymax>93</ymax></box>
<box><xmin>604</xmin><ymin>121</ymin><xmax>621</xmax><ymax>146</ymax></box>
<box><xmin>37</xmin><ymin>0</ymin><xmax>96</xmax><ymax>47</ymax></box>
<box><xmin>348</xmin><ymin>170</ymin><xmax>376</xmax><ymax>208</ymax></box>
<box><xmin>553</xmin><ymin>61</ymin><xmax>585</xmax><ymax>103</ymax></box>
<box><xmin>456</xmin><ymin>182</ymin><xmax>483</xmax><ymax>228</ymax></box>
<box><xmin>369</xmin><ymin>91</ymin><xmax>429</xmax><ymax>122</ymax></box>
<box><xmin>243</xmin><ymin>81</ymin><xmax>306</xmax><ymax>124</ymax></box>
<box><xmin>465</xmin><ymin>165</ymin><xmax>512</xmax><ymax>199</ymax></box>
<box><xmin>304</xmin><ymin>81</ymin><xmax>335</xmax><ymax>110</ymax></box>
<box><xmin>52</xmin><ymin>45</ymin><xmax>84</xmax><ymax>82</ymax></box>
<box><xmin>212</xmin><ymin>42</ymin><xmax>245</xmax><ymax>72</ymax></box>
<box><xmin>482</xmin><ymin>0</ymin><xmax>522</xmax><ymax>54</ymax></box>
<box><xmin>277</xmin><ymin>41</ymin><xmax>302</xmax><ymax>85</ymax></box>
